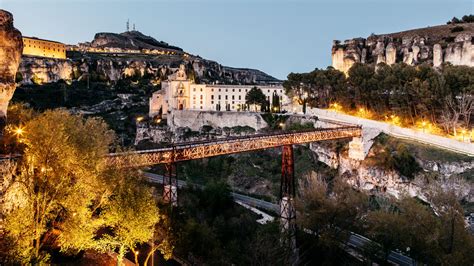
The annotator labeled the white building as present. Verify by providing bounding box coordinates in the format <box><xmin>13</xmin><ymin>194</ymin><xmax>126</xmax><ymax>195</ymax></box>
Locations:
<box><xmin>149</xmin><ymin>65</ymin><xmax>289</xmax><ymax>117</ymax></box>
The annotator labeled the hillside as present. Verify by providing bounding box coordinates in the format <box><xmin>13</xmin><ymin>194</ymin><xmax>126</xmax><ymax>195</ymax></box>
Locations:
<box><xmin>90</xmin><ymin>30</ymin><xmax>183</xmax><ymax>52</ymax></box>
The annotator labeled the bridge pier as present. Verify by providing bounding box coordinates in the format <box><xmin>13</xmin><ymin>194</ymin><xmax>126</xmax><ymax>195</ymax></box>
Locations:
<box><xmin>163</xmin><ymin>162</ymin><xmax>178</xmax><ymax>206</ymax></box>
<box><xmin>280</xmin><ymin>145</ymin><xmax>298</xmax><ymax>264</ymax></box>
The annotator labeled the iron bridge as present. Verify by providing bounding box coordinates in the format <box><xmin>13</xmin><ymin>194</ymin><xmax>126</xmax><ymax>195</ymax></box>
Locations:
<box><xmin>107</xmin><ymin>126</ymin><xmax>362</xmax><ymax>168</ymax></box>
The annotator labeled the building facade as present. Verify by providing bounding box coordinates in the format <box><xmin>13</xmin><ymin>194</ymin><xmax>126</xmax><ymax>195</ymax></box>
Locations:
<box><xmin>150</xmin><ymin>65</ymin><xmax>288</xmax><ymax>117</ymax></box>
<box><xmin>22</xmin><ymin>37</ymin><xmax>66</xmax><ymax>59</ymax></box>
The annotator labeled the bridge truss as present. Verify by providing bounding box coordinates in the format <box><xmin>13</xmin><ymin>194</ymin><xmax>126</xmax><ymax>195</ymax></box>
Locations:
<box><xmin>107</xmin><ymin>126</ymin><xmax>361</xmax><ymax>168</ymax></box>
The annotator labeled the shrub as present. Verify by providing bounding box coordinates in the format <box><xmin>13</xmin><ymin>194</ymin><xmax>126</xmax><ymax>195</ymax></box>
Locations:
<box><xmin>451</xmin><ymin>26</ymin><xmax>464</xmax><ymax>33</ymax></box>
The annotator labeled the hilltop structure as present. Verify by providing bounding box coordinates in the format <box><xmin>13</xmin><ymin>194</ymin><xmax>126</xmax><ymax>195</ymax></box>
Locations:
<box><xmin>22</xmin><ymin>37</ymin><xmax>66</xmax><ymax>59</ymax></box>
<box><xmin>149</xmin><ymin>65</ymin><xmax>288</xmax><ymax>117</ymax></box>
<box><xmin>332</xmin><ymin>22</ymin><xmax>474</xmax><ymax>75</ymax></box>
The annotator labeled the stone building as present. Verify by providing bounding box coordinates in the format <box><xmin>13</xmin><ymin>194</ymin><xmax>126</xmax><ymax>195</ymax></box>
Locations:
<box><xmin>149</xmin><ymin>65</ymin><xmax>288</xmax><ymax>117</ymax></box>
<box><xmin>22</xmin><ymin>37</ymin><xmax>66</xmax><ymax>59</ymax></box>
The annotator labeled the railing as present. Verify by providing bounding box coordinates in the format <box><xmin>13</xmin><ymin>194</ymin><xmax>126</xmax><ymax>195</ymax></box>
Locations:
<box><xmin>107</xmin><ymin>126</ymin><xmax>361</xmax><ymax>167</ymax></box>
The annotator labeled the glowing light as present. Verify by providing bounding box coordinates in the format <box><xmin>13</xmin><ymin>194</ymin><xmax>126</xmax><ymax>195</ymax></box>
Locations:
<box><xmin>13</xmin><ymin>126</ymin><xmax>24</xmax><ymax>136</ymax></box>
<box><xmin>136</xmin><ymin>116</ymin><xmax>144</xmax><ymax>122</ymax></box>
<box><xmin>155</xmin><ymin>118</ymin><xmax>162</xmax><ymax>124</ymax></box>
<box><xmin>279</xmin><ymin>123</ymin><xmax>285</xmax><ymax>128</ymax></box>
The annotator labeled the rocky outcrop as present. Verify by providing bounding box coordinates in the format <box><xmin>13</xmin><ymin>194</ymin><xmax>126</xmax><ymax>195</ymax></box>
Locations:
<box><xmin>332</xmin><ymin>23</ymin><xmax>474</xmax><ymax>74</ymax></box>
<box><xmin>87</xmin><ymin>31</ymin><xmax>182</xmax><ymax>52</ymax></box>
<box><xmin>19</xmin><ymin>57</ymin><xmax>73</xmax><ymax>84</ymax></box>
<box><xmin>310</xmin><ymin>141</ymin><xmax>474</xmax><ymax>203</ymax></box>
<box><xmin>18</xmin><ymin>54</ymin><xmax>280</xmax><ymax>86</ymax></box>
<box><xmin>0</xmin><ymin>9</ymin><xmax>22</xmax><ymax>122</ymax></box>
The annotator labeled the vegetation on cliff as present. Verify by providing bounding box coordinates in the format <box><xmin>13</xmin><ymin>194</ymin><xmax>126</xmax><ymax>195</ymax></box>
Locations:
<box><xmin>284</xmin><ymin>63</ymin><xmax>473</xmax><ymax>136</ymax></box>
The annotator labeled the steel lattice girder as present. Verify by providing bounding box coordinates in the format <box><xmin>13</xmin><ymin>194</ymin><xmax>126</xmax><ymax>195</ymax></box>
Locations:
<box><xmin>107</xmin><ymin>126</ymin><xmax>361</xmax><ymax>168</ymax></box>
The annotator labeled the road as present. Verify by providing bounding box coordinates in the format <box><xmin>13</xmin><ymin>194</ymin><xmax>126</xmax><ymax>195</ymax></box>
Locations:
<box><xmin>144</xmin><ymin>172</ymin><xmax>416</xmax><ymax>266</ymax></box>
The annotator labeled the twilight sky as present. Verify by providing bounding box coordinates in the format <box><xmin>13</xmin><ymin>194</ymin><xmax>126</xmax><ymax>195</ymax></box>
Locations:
<box><xmin>1</xmin><ymin>0</ymin><xmax>472</xmax><ymax>79</ymax></box>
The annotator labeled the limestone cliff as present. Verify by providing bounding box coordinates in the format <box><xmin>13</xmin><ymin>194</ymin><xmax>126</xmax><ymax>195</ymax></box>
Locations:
<box><xmin>18</xmin><ymin>54</ymin><xmax>279</xmax><ymax>86</ymax></box>
<box><xmin>0</xmin><ymin>9</ymin><xmax>22</xmax><ymax>122</ymax></box>
<box><xmin>332</xmin><ymin>23</ymin><xmax>474</xmax><ymax>74</ymax></box>
<box><xmin>310</xmin><ymin>140</ymin><xmax>473</xmax><ymax>203</ymax></box>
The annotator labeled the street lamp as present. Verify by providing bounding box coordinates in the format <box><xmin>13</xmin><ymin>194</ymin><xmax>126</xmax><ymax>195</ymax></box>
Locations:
<box><xmin>421</xmin><ymin>121</ymin><xmax>427</xmax><ymax>133</ymax></box>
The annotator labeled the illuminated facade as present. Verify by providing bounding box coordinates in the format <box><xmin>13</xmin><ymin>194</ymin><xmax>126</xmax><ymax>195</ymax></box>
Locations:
<box><xmin>150</xmin><ymin>65</ymin><xmax>288</xmax><ymax>117</ymax></box>
<box><xmin>22</xmin><ymin>37</ymin><xmax>66</xmax><ymax>59</ymax></box>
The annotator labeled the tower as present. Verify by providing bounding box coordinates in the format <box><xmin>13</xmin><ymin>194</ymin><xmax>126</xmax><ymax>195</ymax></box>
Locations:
<box><xmin>133</xmin><ymin>23</ymin><xmax>136</xmax><ymax>31</ymax></box>
<box><xmin>126</xmin><ymin>19</ymin><xmax>130</xmax><ymax>32</ymax></box>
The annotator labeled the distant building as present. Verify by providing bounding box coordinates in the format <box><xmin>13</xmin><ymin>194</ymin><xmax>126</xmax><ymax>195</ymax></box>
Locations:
<box><xmin>150</xmin><ymin>65</ymin><xmax>288</xmax><ymax>117</ymax></box>
<box><xmin>22</xmin><ymin>37</ymin><xmax>66</xmax><ymax>59</ymax></box>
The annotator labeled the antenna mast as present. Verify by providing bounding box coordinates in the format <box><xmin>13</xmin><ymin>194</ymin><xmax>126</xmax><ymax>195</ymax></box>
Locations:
<box><xmin>126</xmin><ymin>19</ymin><xmax>130</xmax><ymax>32</ymax></box>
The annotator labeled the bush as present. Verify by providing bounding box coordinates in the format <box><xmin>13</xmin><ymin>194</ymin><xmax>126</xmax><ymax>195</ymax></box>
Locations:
<box><xmin>393</xmin><ymin>145</ymin><xmax>421</xmax><ymax>179</ymax></box>
<box><xmin>451</xmin><ymin>26</ymin><xmax>464</xmax><ymax>33</ymax></box>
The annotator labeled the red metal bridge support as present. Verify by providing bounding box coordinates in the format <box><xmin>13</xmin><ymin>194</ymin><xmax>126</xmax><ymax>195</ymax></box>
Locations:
<box><xmin>163</xmin><ymin>162</ymin><xmax>178</xmax><ymax>207</ymax></box>
<box><xmin>280</xmin><ymin>145</ymin><xmax>298</xmax><ymax>264</ymax></box>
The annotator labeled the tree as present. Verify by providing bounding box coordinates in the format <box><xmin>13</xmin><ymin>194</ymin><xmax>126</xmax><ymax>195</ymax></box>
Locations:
<box><xmin>2</xmin><ymin>109</ymin><xmax>115</xmax><ymax>263</ymax></box>
<box><xmin>98</xmin><ymin>168</ymin><xmax>164</xmax><ymax>264</ymax></box>
<box><xmin>295</xmin><ymin>173</ymin><xmax>369</xmax><ymax>262</ymax></box>
<box><xmin>245</xmin><ymin>87</ymin><xmax>267</xmax><ymax>112</ymax></box>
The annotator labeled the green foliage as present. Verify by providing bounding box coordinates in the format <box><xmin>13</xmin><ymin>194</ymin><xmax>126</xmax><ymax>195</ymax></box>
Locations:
<box><xmin>447</xmin><ymin>14</ymin><xmax>474</xmax><ymax>24</ymax></box>
<box><xmin>245</xmin><ymin>86</ymin><xmax>267</xmax><ymax>111</ymax></box>
<box><xmin>1</xmin><ymin>108</ymin><xmax>171</xmax><ymax>263</ymax></box>
<box><xmin>285</xmin><ymin>63</ymin><xmax>474</xmax><ymax>133</ymax></box>
<box><xmin>451</xmin><ymin>26</ymin><xmax>464</xmax><ymax>32</ymax></box>
<box><xmin>296</xmin><ymin>173</ymin><xmax>474</xmax><ymax>264</ymax></box>
<box><xmin>172</xmin><ymin>181</ymin><xmax>284</xmax><ymax>265</ymax></box>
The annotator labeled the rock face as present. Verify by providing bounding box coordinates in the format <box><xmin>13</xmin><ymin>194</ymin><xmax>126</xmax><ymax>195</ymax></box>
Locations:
<box><xmin>19</xmin><ymin>57</ymin><xmax>73</xmax><ymax>84</ymax></box>
<box><xmin>332</xmin><ymin>23</ymin><xmax>474</xmax><ymax>74</ymax></box>
<box><xmin>18</xmin><ymin>54</ymin><xmax>280</xmax><ymax>86</ymax></box>
<box><xmin>86</xmin><ymin>31</ymin><xmax>183</xmax><ymax>52</ymax></box>
<box><xmin>310</xmin><ymin>142</ymin><xmax>474</xmax><ymax>203</ymax></box>
<box><xmin>0</xmin><ymin>10</ymin><xmax>22</xmax><ymax>122</ymax></box>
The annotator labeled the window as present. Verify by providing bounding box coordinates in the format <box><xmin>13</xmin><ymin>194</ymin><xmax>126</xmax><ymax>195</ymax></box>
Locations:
<box><xmin>211</xmin><ymin>101</ymin><xmax>214</xmax><ymax>104</ymax></box>
<box><xmin>200</xmin><ymin>88</ymin><xmax>203</xmax><ymax>92</ymax></box>
<box><xmin>239</xmin><ymin>95</ymin><xmax>241</xmax><ymax>100</ymax></box>
<box><xmin>225</xmin><ymin>95</ymin><xmax>228</xmax><ymax>100</ymax></box>
<box><xmin>239</xmin><ymin>89</ymin><xmax>241</xmax><ymax>92</ymax></box>
<box><xmin>193</xmin><ymin>88</ymin><xmax>196</xmax><ymax>92</ymax></box>
<box><xmin>218</xmin><ymin>95</ymin><xmax>221</xmax><ymax>100</ymax></box>
<box><xmin>232</xmin><ymin>89</ymin><xmax>235</xmax><ymax>92</ymax></box>
<box><xmin>200</xmin><ymin>95</ymin><xmax>203</xmax><ymax>99</ymax></box>
<box><xmin>219</xmin><ymin>89</ymin><xmax>221</xmax><ymax>92</ymax></box>
<box><xmin>232</xmin><ymin>95</ymin><xmax>235</xmax><ymax>100</ymax></box>
<box><xmin>211</xmin><ymin>95</ymin><xmax>214</xmax><ymax>100</ymax></box>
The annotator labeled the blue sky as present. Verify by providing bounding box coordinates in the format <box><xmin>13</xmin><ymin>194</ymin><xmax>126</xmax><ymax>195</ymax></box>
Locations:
<box><xmin>1</xmin><ymin>0</ymin><xmax>472</xmax><ymax>79</ymax></box>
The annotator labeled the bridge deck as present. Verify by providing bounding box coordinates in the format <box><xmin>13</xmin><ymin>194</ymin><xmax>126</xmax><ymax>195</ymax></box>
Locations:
<box><xmin>107</xmin><ymin>126</ymin><xmax>361</xmax><ymax>167</ymax></box>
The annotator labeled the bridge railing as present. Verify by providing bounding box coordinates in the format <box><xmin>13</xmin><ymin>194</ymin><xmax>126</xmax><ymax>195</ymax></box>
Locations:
<box><xmin>107</xmin><ymin>126</ymin><xmax>362</xmax><ymax>167</ymax></box>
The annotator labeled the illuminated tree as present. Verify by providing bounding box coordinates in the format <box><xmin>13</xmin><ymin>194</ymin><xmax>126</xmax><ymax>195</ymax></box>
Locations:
<box><xmin>2</xmin><ymin>109</ymin><xmax>115</xmax><ymax>263</ymax></box>
<box><xmin>97</xmin><ymin>168</ymin><xmax>167</xmax><ymax>264</ymax></box>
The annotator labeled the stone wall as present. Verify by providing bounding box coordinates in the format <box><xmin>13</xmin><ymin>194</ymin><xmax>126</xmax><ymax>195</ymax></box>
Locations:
<box><xmin>167</xmin><ymin>110</ymin><xmax>268</xmax><ymax>132</ymax></box>
<box><xmin>307</xmin><ymin>108</ymin><xmax>474</xmax><ymax>156</ymax></box>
